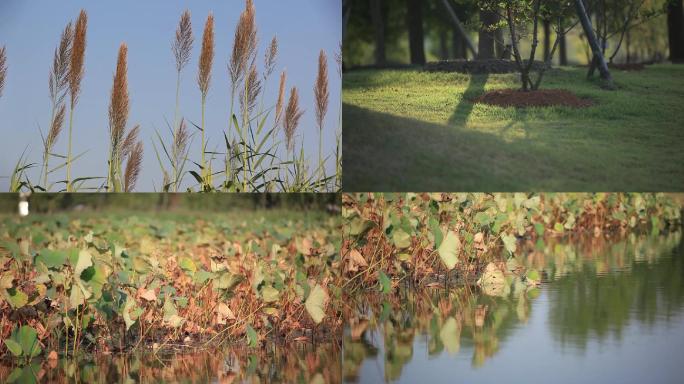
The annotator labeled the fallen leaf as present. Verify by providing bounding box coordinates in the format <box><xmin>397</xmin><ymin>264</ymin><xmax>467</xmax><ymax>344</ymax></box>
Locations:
<box><xmin>47</xmin><ymin>350</ymin><xmax>58</xmax><ymax>360</ymax></box>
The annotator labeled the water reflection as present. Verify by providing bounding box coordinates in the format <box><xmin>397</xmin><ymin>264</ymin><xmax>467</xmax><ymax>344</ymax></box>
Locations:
<box><xmin>0</xmin><ymin>342</ymin><xmax>341</xmax><ymax>383</ymax></box>
<box><xmin>344</xmin><ymin>232</ymin><xmax>684</xmax><ymax>383</ymax></box>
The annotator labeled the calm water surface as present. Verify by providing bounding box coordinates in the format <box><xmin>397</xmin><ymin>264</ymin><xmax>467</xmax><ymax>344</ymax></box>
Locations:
<box><xmin>344</xmin><ymin>233</ymin><xmax>684</xmax><ymax>384</ymax></box>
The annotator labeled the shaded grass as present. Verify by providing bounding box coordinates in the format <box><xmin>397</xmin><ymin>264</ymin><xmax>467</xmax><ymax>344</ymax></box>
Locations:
<box><xmin>343</xmin><ymin>65</ymin><xmax>684</xmax><ymax>191</ymax></box>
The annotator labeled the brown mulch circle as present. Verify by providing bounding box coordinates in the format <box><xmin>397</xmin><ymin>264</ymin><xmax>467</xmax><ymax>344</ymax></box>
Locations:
<box><xmin>474</xmin><ymin>89</ymin><xmax>594</xmax><ymax>108</ymax></box>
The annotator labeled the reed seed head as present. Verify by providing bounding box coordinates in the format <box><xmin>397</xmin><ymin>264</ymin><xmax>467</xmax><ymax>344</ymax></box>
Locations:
<box><xmin>124</xmin><ymin>141</ymin><xmax>143</xmax><ymax>192</ymax></box>
<box><xmin>173</xmin><ymin>10</ymin><xmax>194</xmax><ymax>73</ymax></box>
<box><xmin>240</xmin><ymin>63</ymin><xmax>261</xmax><ymax>117</ymax></box>
<box><xmin>314</xmin><ymin>50</ymin><xmax>329</xmax><ymax>132</ymax></box>
<box><xmin>0</xmin><ymin>46</ymin><xmax>6</xmax><ymax>99</ymax></box>
<box><xmin>122</xmin><ymin>124</ymin><xmax>140</xmax><ymax>160</ymax></box>
<box><xmin>174</xmin><ymin>118</ymin><xmax>189</xmax><ymax>161</ymax></box>
<box><xmin>50</xmin><ymin>23</ymin><xmax>73</xmax><ymax>105</ymax></box>
<box><xmin>229</xmin><ymin>0</ymin><xmax>257</xmax><ymax>87</ymax></box>
<box><xmin>275</xmin><ymin>71</ymin><xmax>286</xmax><ymax>127</ymax></box>
<box><xmin>46</xmin><ymin>104</ymin><xmax>66</xmax><ymax>152</ymax></box>
<box><xmin>264</xmin><ymin>36</ymin><xmax>278</xmax><ymax>78</ymax></box>
<box><xmin>109</xmin><ymin>43</ymin><xmax>129</xmax><ymax>151</ymax></box>
<box><xmin>198</xmin><ymin>13</ymin><xmax>214</xmax><ymax>98</ymax></box>
<box><xmin>69</xmin><ymin>9</ymin><xmax>87</xmax><ymax>107</ymax></box>
<box><xmin>284</xmin><ymin>87</ymin><xmax>304</xmax><ymax>153</ymax></box>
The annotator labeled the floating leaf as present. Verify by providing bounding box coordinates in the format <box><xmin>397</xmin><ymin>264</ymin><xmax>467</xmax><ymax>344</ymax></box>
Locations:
<box><xmin>437</xmin><ymin>231</ymin><xmax>461</xmax><ymax>270</ymax></box>
<box><xmin>439</xmin><ymin>317</ymin><xmax>461</xmax><ymax>355</ymax></box>
<box><xmin>305</xmin><ymin>284</ymin><xmax>328</xmax><ymax>324</ymax></box>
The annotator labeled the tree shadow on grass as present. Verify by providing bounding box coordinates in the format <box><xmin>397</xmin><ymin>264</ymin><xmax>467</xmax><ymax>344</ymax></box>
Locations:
<box><xmin>342</xmin><ymin>103</ymin><xmax>571</xmax><ymax>192</ymax></box>
<box><xmin>448</xmin><ymin>74</ymin><xmax>489</xmax><ymax>127</ymax></box>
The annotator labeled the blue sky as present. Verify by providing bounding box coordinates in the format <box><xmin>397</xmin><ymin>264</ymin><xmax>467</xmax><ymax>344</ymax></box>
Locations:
<box><xmin>0</xmin><ymin>0</ymin><xmax>341</xmax><ymax>191</ymax></box>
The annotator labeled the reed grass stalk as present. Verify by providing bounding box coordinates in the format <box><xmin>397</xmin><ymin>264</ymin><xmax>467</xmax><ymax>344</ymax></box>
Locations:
<box><xmin>66</xmin><ymin>10</ymin><xmax>87</xmax><ymax>192</ymax></box>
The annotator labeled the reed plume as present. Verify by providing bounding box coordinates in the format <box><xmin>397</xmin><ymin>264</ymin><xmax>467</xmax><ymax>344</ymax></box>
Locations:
<box><xmin>66</xmin><ymin>9</ymin><xmax>87</xmax><ymax>192</ymax></box>
<box><xmin>229</xmin><ymin>0</ymin><xmax>257</xmax><ymax>88</ymax></box>
<box><xmin>170</xmin><ymin>10</ymin><xmax>193</xmax><ymax>192</ymax></box>
<box><xmin>124</xmin><ymin>141</ymin><xmax>143</xmax><ymax>192</ymax></box>
<box><xmin>173</xmin><ymin>118</ymin><xmax>190</xmax><ymax>188</ymax></box>
<box><xmin>275</xmin><ymin>71</ymin><xmax>286</xmax><ymax>127</ymax></box>
<box><xmin>284</xmin><ymin>87</ymin><xmax>304</xmax><ymax>154</ymax></box>
<box><xmin>314</xmin><ymin>50</ymin><xmax>329</xmax><ymax>183</ymax></box>
<box><xmin>0</xmin><ymin>46</ymin><xmax>6</xmax><ymax>99</ymax></box>
<box><xmin>264</xmin><ymin>36</ymin><xmax>278</xmax><ymax>78</ymax></box>
<box><xmin>107</xmin><ymin>43</ymin><xmax>133</xmax><ymax>192</ymax></box>
<box><xmin>173</xmin><ymin>10</ymin><xmax>193</xmax><ymax>73</ymax></box>
<box><xmin>69</xmin><ymin>10</ymin><xmax>87</xmax><ymax>106</ymax></box>
<box><xmin>240</xmin><ymin>64</ymin><xmax>261</xmax><ymax>118</ymax></box>
<box><xmin>198</xmin><ymin>13</ymin><xmax>214</xmax><ymax>98</ymax></box>
<box><xmin>198</xmin><ymin>13</ymin><xmax>214</xmax><ymax>183</ymax></box>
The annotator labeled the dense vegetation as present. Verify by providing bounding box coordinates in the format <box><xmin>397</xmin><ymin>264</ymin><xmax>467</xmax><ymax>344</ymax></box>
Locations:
<box><xmin>0</xmin><ymin>209</ymin><xmax>342</xmax><ymax>362</ymax></box>
<box><xmin>342</xmin><ymin>192</ymin><xmax>682</xmax><ymax>292</ymax></box>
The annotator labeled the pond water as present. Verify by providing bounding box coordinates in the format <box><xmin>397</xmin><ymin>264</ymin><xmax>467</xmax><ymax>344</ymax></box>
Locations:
<box><xmin>0</xmin><ymin>342</ymin><xmax>341</xmax><ymax>383</ymax></box>
<box><xmin>343</xmin><ymin>233</ymin><xmax>684</xmax><ymax>384</ymax></box>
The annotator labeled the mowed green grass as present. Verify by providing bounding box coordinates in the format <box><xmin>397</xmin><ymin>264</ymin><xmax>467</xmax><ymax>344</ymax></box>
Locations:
<box><xmin>343</xmin><ymin>65</ymin><xmax>684</xmax><ymax>191</ymax></box>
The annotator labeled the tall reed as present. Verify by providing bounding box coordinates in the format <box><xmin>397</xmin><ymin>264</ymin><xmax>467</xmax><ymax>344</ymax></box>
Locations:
<box><xmin>107</xmin><ymin>43</ymin><xmax>143</xmax><ymax>192</ymax></box>
<box><xmin>334</xmin><ymin>46</ymin><xmax>342</xmax><ymax>191</ymax></box>
<box><xmin>197</xmin><ymin>13</ymin><xmax>214</xmax><ymax>188</ymax></box>
<box><xmin>66</xmin><ymin>10</ymin><xmax>87</xmax><ymax>192</ymax></box>
<box><xmin>314</xmin><ymin>50</ymin><xmax>329</xmax><ymax>187</ymax></box>
<box><xmin>284</xmin><ymin>87</ymin><xmax>303</xmax><ymax>189</ymax></box>
<box><xmin>228</xmin><ymin>0</ymin><xmax>257</xmax><ymax>189</ymax></box>
<box><xmin>0</xmin><ymin>45</ymin><xmax>6</xmax><ymax>100</ymax></box>
<box><xmin>42</xmin><ymin>23</ymin><xmax>73</xmax><ymax>190</ymax></box>
<box><xmin>171</xmin><ymin>10</ymin><xmax>193</xmax><ymax>192</ymax></box>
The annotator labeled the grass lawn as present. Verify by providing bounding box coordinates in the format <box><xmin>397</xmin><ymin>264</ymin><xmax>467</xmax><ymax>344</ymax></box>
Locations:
<box><xmin>342</xmin><ymin>64</ymin><xmax>684</xmax><ymax>191</ymax></box>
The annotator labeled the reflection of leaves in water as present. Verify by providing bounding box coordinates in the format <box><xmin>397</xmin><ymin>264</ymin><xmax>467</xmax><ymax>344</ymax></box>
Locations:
<box><xmin>0</xmin><ymin>344</ymin><xmax>341</xmax><ymax>383</ymax></box>
<box><xmin>440</xmin><ymin>317</ymin><xmax>461</xmax><ymax>354</ymax></box>
<box><xmin>345</xmin><ymin>232</ymin><xmax>684</xmax><ymax>381</ymax></box>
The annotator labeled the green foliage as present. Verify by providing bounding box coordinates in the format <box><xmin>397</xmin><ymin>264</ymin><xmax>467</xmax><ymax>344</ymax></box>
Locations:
<box><xmin>3</xmin><ymin>326</ymin><xmax>42</xmax><ymax>360</ymax></box>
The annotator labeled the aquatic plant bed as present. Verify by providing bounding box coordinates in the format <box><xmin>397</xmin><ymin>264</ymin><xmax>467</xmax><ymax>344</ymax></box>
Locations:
<box><xmin>341</xmin><ymin>193</ymin><xmax>682</xmax><ymax>293</ymax></box>
<box><xmin>0</xmin><ymin>210</ymin><xmax>342</xmax><ymax>359</ymax></box>
<box><xmin>474</xmin><ymin>89</ymin><xmax>593</xmax><ymax>108</ymax></box>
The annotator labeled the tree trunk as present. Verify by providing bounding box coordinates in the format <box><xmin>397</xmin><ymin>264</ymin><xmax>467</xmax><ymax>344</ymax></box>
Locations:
<box><xmin>559</xmin><ymin>27</ymin><xmax>568</xmax><ymax>65</ymax></box>
<box><xmin>370</xmin><ymin>0</ymin><xmax>386</xmax><ymax>66</ymax></box>
<box><xmin>439</xmin><ymin>30</ymin><xmax>449</xmax><ymax>60</ymax></box>
<box><xmin>440</xmin><ymin>0</ymin><xmax>477</xmax><ymax>57</ymax></box>
<box><xmin>452</xmin><ymin>27</ymin><xmax>466</xmax><ymax>59</ymax></box>
<box><xmin>495</xmin><ymin>28</ymin><xmax>505</xmax><ymax>58</ymax></box>
<box><xmin>478</xmin><ymin>10</ymin><xmax>498</xmax><ymax>59</ymax></box>
<box><xmin>543</xmin><ymin>19</ymin><xmax>551</xmax><ymax>62</ymax></box>
<box><xmin>407</xmin><ymin>0</ymin><xmax>425</xmax><ymax>65</ymax></box>
<box><xmin>668</xmin><ymin>0</ymin><xmax>684</xmax><ymax>63</ymax></box>
<box><xmin>575</xmin><ymin>0</ymin><xmax>614</xmax><ymax>87</ymax></box>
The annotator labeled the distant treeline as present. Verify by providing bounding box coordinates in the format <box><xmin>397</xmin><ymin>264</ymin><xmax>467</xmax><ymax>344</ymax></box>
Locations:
<box><xmin>0</xmin><ymin>193</ymin><xmax>339</xmax><ymax>213</ymax></box>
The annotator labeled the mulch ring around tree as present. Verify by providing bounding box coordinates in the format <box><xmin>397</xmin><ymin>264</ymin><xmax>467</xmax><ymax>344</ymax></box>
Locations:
<box><xmin>474</xmin><ymin>89</ymin><xmax>594</xmax><ymax>108</ymax></box>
